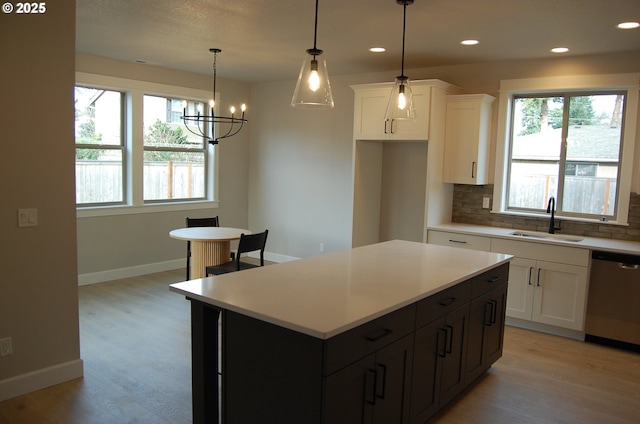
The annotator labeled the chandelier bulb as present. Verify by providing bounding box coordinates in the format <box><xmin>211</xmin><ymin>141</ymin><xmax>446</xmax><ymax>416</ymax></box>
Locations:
<box><xmin>241</xmin><ymin>104</ymin><xmax>247</xmax><ymax>112</ymax></box>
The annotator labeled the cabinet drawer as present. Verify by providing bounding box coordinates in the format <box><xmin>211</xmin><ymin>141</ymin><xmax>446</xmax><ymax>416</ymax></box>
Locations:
<box><xmin>324</xmin><ymin>304</ymin><xmax>415</xmax><ymax>375</ymax></box>
<box><xmin>491</xmin><ymin>238</ymin><xmax>589</xmax><ymax>266</ymax></box>
<box><xmin>428</xmin><ymin>230</ymin><xmax>491</xmax><ymax>251</ymax></box>
<box><xmin>416</xmin><ymin>281</ymin><xmax>471</xmax><ymax>328</ymax></box>
<box><xmin>470</xmin><ymin>263</ymin><xmax>509</xmax><ymax>299</ymax></box>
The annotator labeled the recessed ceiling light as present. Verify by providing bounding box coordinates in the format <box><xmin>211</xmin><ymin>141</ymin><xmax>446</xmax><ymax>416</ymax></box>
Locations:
<box><xmin>369</xmin><ymin>47</ymin><xmax>386</xmax><ymax>53</ymax></box>
<box><xmin>551</xmin><ymin>47</ymin><xmax>569</xmax><ymax>53</ymax></box>
<box><xmin>617</xmin><ymin>21</ymin><xmax>640</xmax><ymax>29</ymax></box>
<box><xmin>461</xmin><ymin>39</ymin><xmax>479</xmax><ymax>46</ymax></box>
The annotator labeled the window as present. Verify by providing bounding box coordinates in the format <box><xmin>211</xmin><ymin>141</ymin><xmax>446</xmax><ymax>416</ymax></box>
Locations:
<box><xmin>75</xmin><ymin>87</ymin><xmax>125</xmax><ymax>205</ymax></box>
<box><xmin>143</xmin><ymin>95</ymin><xmax>207</xmax><ymax>201</ymax></box>
<box><xmin>75</xmin><ymin>72</ymin><xmax>218</xmax><ymax>215</ymax></box>
<box><xmin>507</xmin><ymin>93</ymin><xmax>624</xmax><ymax>218</ymax></box>
<box><xmin>494</xmin><ymin>74</ymin><xmax>639</xmax><ymax>225</ymax></box>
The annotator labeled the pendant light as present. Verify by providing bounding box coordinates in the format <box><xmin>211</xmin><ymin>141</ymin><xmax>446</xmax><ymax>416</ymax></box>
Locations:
<box><xmin>291</xmin><ymin>0</ymin><xmax>334</xmax><ymax>109</ymax></box>
<box><xmin>385</xmin><ymin>0</ymin><xmax>416</xmax><ymax>122</ymax></box>
<box><xmin>182</xmin><ymin>48</ymin><xmax>247</xmax><ymax>145</ymax></box>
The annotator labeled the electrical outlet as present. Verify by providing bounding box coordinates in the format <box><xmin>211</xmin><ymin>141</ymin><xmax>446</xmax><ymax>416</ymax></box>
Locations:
<box><xmin>0</xmin><ymin>337</ymin><xmax>12</xmax><ymax>357</ymax></box>
<box><xmin>319</xmin><ymin>243</ymin><xmax>325</xmax><ymax>253</ymax></box>
<box><xmin>482</xmin><ymin>196</ymin><xmax>491</xmax><ymax>209</ymax></box>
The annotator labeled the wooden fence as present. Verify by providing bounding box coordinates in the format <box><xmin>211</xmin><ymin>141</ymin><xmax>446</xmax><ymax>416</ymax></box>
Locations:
<box><xmin>76</xmin><ymin>161</ymin><xmax>205</xmax><ymax>204</ymax></box>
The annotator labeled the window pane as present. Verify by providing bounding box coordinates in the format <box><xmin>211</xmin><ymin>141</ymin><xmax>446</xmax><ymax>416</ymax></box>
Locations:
<box><xmin>75</xmin><ymin>149</ymin><xmax>123</xmax><ymax>203</ymax></box>
<box><xmin>508</xmin><ymin>97</ymin><xmax>563</xmax><ymax>210</ymax></box>
<box><xmin>561</xmin><ymin>94</ymin><xmax>622</xmax><ymax>215</ymax></box>
<box><xmin>143</xmin><ymin>151</ymin><xmax>206</xmax><ymax>200</ymax></box>
<box><xmin>143</xmin><ymin>95</ymin><xmax>204</xmax><ymax>148</ymax></box>
<box><xmin>75</xmin><ymin>87</ymin><xmax>122</xmax><ymax>146</ymax></box>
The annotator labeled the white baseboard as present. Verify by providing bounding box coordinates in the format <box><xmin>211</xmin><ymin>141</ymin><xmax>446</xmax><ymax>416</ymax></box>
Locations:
<box><xmin>0</xmin><ymin>359</ymin><xmax>84</xmax><ymax>402</ymax></box>
<box><xmin>258</xmin><ymin>251</ymin><xmax>299</xmax><ymax>263</ymax></box>
<box><xmin>78</xmin><ymin>252</ymin><xmax>299</xmax><ymax>286</ymax></box>
<box><xmin>78</xmin><ymin>259</ymin><xmax>184</xmax><ymax>285</ymax></box>
<box><xmin>506</xmin><ymin>317</ymin><xmax>585</xmax><ymax>341</ymax></box>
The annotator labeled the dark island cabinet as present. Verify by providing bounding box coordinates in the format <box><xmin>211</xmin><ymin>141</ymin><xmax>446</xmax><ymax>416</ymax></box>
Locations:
<box><xmin>410</xmin><ymin>281</ymin><xmax>471</xmax><ymax>423</ymax></box>
<box><xmin>323</xmin><ymin>333</ymin><xmax>414</xmax><ymax>424</ymax></box>
<box><xmin>465</xmin><ymin>263</ymin><xmax>509</xmax><ymax>383</ymax></box>
<box><xmin>215</xmin><ymin>263</ymin><xmax>509</xmax><ymax>424</ymax></box>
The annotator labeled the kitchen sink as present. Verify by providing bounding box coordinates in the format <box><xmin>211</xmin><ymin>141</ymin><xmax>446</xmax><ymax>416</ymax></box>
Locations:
<box><xmin>509</xmin><ymin>231</ymin><xmax>584</xmax><ymax>243</ymax></box>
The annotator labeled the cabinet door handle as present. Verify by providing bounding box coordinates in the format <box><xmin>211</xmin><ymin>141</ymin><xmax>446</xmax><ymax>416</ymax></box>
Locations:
<box><xmin>445</xmin><ymin>325</ymin><xmax>454</xmax><ymax>355</ymax></box>
<box><xmin>384</xmin><ymin>119</ymin><xmax>389</xmax><ymax>134</ymax></box>
<box><xmin>375</xmin><ymin>364</ymin><xmax>387</xmax><ymax>400</ymax></box>
<box><xmin>438</xmin><ymin>296</ymin><xmax>458</xmax><ymax>307</ymax></box>
<box><xmin>528</xmin><ymin>267</ymin><xmax>533</xmax><ymax>285</ymax></box>
<box><xmin>390</xmin><ymin>118</ymin><xmax>395</xmax><ymax>134</ymax></box>
<box><xmin>471</xmin><ymin>161</ymin><xmax>476</xmax><ymax>179</ymax></box>
<box><xmin>365</xmin><ymin>328</ymin><xmax>392</xmax><ymax>342</ymax></box>
<box><xmin>366</xmin><ymin>368</ymin><xmax>377</xmax><ymax>405</ymax></box>
<box><xmin>490</xmin><ymin>299</ymin><xmax>498</xmax><ymax>325</ymax></box>
<box><xmin>486</xmin><ymin>276</ymin><xmax>501</xmax><ymax>284</ymax></box>
<box><xmin>437</xmin><ymin>327</ymin><xmax>448</xmax><ymax>357</ymax></box>
<box><xmin>536</xmin><ymin>268</ymin><xmax>542</xmax><ymax>287</ymax></box>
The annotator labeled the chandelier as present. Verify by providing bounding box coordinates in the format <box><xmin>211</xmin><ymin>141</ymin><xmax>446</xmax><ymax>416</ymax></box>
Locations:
<box><xmin>182</xmin><ymin>48</ymin><xmax>247</xmax><ymax>145</ymax></box>
<box><xmin>385</xmin><ymin>0</ymin><xmax>416</xmax><ymax>122</ymax></box>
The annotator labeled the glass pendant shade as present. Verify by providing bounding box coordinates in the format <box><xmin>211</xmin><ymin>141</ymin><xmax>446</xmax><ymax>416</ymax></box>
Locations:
<box><xmin>291</xmin><ymin>49</ymin><xmax>334</xmax><ymax>109</ymax></box>
<box><xmin>385</xmin><ymin>76</ymin><xmax>416</xmax><ymax>121</ymax></box>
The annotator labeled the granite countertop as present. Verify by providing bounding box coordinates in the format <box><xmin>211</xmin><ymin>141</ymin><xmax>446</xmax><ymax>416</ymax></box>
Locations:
<box><xmin>428</xmin><ymin>223</ymin><xmax>640</xmax><ymax>256</ymax></box>
<box><xmin>170</xmin><ymin>240</ymin><xmax>511</xmax><ymax>339</ymax></box>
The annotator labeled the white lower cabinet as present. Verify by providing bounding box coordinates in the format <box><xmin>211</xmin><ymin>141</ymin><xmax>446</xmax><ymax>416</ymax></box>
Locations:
<box><xmin>504</xmin><ymin>257</ymin><xmax>588</xmax><ymax>330</ymax></box>
<box><xmin>427</xmin><ymin>231</ymin><xmax>590</xmax><ymax>332</ymax></box>
<box><xmin>491</xmin><ymin>239</ymin><xmax>589</xmax><ymax>331</ymax></box>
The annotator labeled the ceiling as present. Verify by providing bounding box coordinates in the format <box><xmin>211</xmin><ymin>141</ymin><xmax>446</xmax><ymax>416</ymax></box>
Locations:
<box><xmin>76</xmin><ymin>0</ymin><xmax>640</xmax><ymax>83</ymax></box>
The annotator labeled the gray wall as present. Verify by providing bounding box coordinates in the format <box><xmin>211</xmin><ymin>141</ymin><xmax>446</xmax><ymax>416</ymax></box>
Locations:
<box><xmin>0</xmin><ymin>0</ymin><xmax>81</xmax><ymax>396</ymax></box>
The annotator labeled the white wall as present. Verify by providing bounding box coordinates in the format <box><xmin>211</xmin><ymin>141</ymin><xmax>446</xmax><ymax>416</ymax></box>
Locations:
<box><xmin>74</xmin><ymin>54</ymin><xmax>251</xmax><ymax>281</ymax></box>
<box><xmin>247</xmin><ymin>51</ymin><xmax>640</xmax><ymax>260</ymax></box>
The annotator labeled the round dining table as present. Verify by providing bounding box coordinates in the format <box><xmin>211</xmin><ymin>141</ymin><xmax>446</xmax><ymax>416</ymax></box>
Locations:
<box><xmin>169</xmin><ymin>227</ymin><xmax>251</xmax><ymax>279</ymax></box>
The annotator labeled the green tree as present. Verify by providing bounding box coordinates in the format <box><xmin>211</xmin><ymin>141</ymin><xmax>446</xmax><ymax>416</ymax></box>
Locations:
<box><xmin>76</xmin><ymin>119</ymin><xmax>103</xmax><ymax>160</ymax></box>
<box><xmin>144</xmin><ymin>120</ymin><xmax>191</xmax><ymax>161</ymax></box>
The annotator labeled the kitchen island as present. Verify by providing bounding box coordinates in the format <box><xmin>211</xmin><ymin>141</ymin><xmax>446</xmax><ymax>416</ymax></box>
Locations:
<box><xmin>170</xmin><ymin>240</ymin><xmax>512</xmax><ymax>424</ymax></box>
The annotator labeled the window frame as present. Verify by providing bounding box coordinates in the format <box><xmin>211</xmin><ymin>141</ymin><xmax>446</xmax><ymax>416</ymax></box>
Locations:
<box><xmin>74</xmin><ymin>86</ymin><xmax>127</xmax><ymax>206</ymax></box>
<box><xmin>493</xmin><ymin>73</ymin><xmax>639</xmax><ymax>226</ymax></box>
<box><xmin>75</xmin><ymin>72</ymin><xmax>219</xmax><ymax>218</ymax></box>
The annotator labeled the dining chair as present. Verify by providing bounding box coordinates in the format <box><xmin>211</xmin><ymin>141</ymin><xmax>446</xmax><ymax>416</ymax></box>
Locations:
<box><xmin>205</xmin><ymin>230</ymin><xmax>269</xmax><ymax>276</ymax></box>
<box><xmin>185</xmin><ymin>216</ymin><xmax>220</xmax><ymax>280</ymax></box>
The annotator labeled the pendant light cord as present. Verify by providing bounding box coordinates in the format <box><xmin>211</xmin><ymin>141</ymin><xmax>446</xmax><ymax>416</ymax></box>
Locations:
<box><xmin>313</xmin><ymin>0</ymin><xmax>319</xmax><ymax>50</ymax></box>
<box><xmin>400</xmin><ymin>0</ymin><xmax>407</xmax><ymax>78</ymax></box>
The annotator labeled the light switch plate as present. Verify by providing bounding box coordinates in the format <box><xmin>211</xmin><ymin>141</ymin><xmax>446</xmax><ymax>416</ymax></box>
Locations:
<box><xmin>18</xmin><ymin>208</ymin><xmax>38</xmax><ymax>227</ymax></box>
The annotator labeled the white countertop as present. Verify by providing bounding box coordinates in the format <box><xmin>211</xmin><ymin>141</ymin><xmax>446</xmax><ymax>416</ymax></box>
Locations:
<box><xmin>170</xmin><ymin>240</ymin><xmax>512</xmax><ymax>339</ymax></box>
<box><xmin>428</xmin><ymin>223</ymin><xmax>640</xmax><ymax>255</ymax></box>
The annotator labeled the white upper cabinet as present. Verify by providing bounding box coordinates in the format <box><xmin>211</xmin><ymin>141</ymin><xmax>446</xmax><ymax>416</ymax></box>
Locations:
<box><xmin>443</xmin><ymin>94</ymin><xmax>495</xmax><ymax>184</ymax></box>
<box><xmin>352</xmin><ymin>82</ymin><xmax>432</xmax><ymax>141</ymax></box>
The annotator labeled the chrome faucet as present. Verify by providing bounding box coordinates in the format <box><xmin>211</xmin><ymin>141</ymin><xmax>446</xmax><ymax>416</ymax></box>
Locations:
<box><xmin>546</xmin><ymin>196</ymin><xmax>561</xmax><ymax>234</ymax></box>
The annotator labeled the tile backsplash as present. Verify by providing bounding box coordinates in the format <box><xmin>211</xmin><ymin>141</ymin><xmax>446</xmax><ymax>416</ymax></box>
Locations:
<box><xmin>452</xmin><ymin>184</ymin><xmax>640</xmax><ymax>242</ymax></box>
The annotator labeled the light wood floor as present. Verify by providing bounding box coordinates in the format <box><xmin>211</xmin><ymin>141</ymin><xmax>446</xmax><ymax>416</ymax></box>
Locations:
<box><xmin>1</xmin><ymin>269</ymin><xmax>639</xmax><ymax>424</ymax></box>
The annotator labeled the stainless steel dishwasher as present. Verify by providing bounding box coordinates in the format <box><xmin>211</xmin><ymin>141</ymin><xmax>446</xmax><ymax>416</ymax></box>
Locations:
<box><xmin>585</xmin><ymin>250</ymin><xmax>640</xmax><ymax>352</ymax></box>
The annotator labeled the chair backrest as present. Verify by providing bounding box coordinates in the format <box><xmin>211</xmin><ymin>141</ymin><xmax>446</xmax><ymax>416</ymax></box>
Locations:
<box><xmin>186</xmin><ymin>216</ymin><xmax>219</xmax><ymax>228</ymax></box>
<box><xmin>185</xmin><ymin>216</ymin><xmax>220</xmax><ymax>280</ymax></box>
<box><xmin>235</xmin><ymin>230</ymin><xmax>269</xmax><ymax>269</ymax></box>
